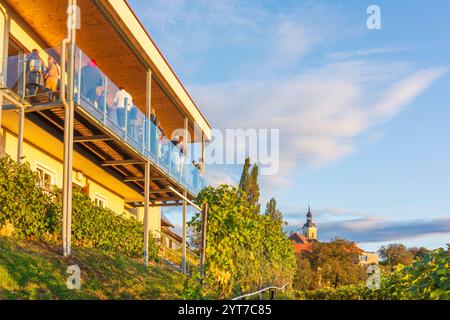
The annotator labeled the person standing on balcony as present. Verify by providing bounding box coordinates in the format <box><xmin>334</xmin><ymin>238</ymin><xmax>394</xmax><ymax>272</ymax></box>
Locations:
<box><xmin>44</xmin><ymin>55</ymin><xmax>59</xmax><ymax>100</ymax></box>
<box><xmin>177</xmin><ymin>135</ymin><xmax>187</xmax><ymax>177</ymax></box>
<box><xmin>171</xmin><ymin>136</ymin><xmax>181</xmax><ymax>175</ymax></box>
<box><xmin>128</xmin><ymin>104</ymin><xmax>138</xmax><ymax>140</ymax></box>
<box><xmin>26</xmin><ymin>49</ymin><xmax>46</xmax><ymax>96</ymax></box>
<box><xmin>113</xmin><ymin>87</ymin><xmax>133</xmax><ymax>132</ymax></box>
<box><xmin>150</xmin><ymin>108</ymin><xmax>158</xmax><ymax>155</ymax></box>
<box><xmin>157</xmin><ymin>120</ymin><xmax>164</xmax><ymax>158</ymax></box>
<box><xmin>80</xmin><ymin>59</ymin><xmax>102</xmax><ymax>104</ymax></box>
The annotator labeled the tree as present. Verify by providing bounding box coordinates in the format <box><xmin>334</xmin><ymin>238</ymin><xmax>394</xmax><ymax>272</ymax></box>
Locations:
<box><xmin>409</xmin><ymin>247</ymin><xmax>431</xmax><ymax>261</ymax></box>
<box><xmin>378</xmin><ymin>243</ymin><xmax>414</xmax><ymax>267</ymax></box>
<box><xmin>293</xmin><ymin>254</ymin><xmax>315</xmax><ymax>290</ymax></box>
<box><xmin>238</xmin><ymin>157</ymin><xmax>260</xmax><ymax>213</ymax></box>
<box><xmin>188</xmin><ymin>185</ymin><xmax>296</xmax><ymax>299</ymax></box>
<box><xmin>294</xmin><ymin>238</ymin><xmax>366</xmax><ymax>290</ymax></box>
<box><xmin>248</xmin><ymin>165</ymin><xmax>260</xmax><ymax>211</ymax></box>
<box><xmin>239</xmin><ymin>157</ymin><xmax>251</xmax><ymax>191</ymax></box>
<box><xmin>265</xmin><ymin>198</ymin><xmax>282</xmax><ymax>225</ymax></box>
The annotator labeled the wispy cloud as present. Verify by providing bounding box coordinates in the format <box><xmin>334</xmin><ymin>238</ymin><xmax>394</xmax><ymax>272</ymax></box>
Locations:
<box><xmin>285</xmin><ymin>207</ymin><xmax>450</xmax><ymax>244</ymax></box>
<box><xmin>191</xmin><ymin>64</ymin><xmax>447</xmax><ymax>174</ymax></box>
<box><xmin>325</xmin><ymin>47</ymin><xmax>410</xmax><ymax>61</ymax></box>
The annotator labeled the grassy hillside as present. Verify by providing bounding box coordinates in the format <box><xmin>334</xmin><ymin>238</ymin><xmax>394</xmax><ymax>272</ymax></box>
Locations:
<box><xmin>0</xmin><ymin>236</ymin><xmax>184</xmax><ymax>299</ymax></box>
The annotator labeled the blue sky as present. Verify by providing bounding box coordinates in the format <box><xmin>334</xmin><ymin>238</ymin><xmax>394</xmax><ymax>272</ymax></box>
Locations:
<box><xmin>129</xmin><ymin>0</ymin><xmax>450</xmax><ymax>251</ymax></box>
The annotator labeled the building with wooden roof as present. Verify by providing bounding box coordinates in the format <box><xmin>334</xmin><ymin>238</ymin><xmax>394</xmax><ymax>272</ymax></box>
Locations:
<box><xmin>0</xmin><ymin>0</ymin><xmax>210</xmax><ymax>271</ymax></box>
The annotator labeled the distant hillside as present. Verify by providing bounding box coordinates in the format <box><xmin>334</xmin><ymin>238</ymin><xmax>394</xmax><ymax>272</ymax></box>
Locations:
<box><xmin>0</xmin><ymin>236</ymin><xmax>184</xmax><ymax>299</ymax></box>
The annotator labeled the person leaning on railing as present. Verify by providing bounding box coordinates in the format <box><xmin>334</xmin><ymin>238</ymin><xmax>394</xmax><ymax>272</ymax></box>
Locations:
<box><xmin>44</xmin><ymin>55</ymin><xmax>60</xmax><ymax>101</ymax></box>
<box><xmin>80</xmin><ymin>59</ymin><xmax>102</xmax><ymax>104</ymax></box>
<box><xmin>112</xmin><ymin>86</ymin><xmax>133</xmax><ymax>132</ymax></box>
<box><xmin>128</xmin><ymin>104</ymin><xmax>138</xmax><ymax>140</ymax></box>
<box><xmin>192</xmin><ymin>158</ymin><xmax>204</xmax><ymax>189</ymax></box>
<box><xmin>150</xmin><ymin>108</ymin><xmax>158</xmax><ymax>155</ymax></box>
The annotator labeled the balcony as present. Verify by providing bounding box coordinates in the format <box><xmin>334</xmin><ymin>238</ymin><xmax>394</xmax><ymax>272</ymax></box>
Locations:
<box><xmin>1</xmin><ymin>45</ymin><xmax>206</xmax><ymax>198</ymax></box>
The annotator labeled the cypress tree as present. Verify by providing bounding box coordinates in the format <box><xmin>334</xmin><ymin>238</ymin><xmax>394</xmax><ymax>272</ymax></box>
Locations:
<box><xmin>239</xmin><ymin>157</ymin><xmax>251</xmax><ymax>191</ymax></box>
<box><xmin>248</xmin><ymin>164</ymin><xmax>260</xmax><ymax>211</ymax></box>
<box><xmin>239</xmin><ymin>157</ymin><xmax>260</xmax><ymax>213</ymax></box>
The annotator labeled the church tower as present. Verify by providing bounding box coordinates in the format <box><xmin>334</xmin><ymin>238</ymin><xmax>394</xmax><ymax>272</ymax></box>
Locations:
<box><xmin>302</xmin><ymin>206</ymin><xmax>317</xmax><ymax>240</ymax></box>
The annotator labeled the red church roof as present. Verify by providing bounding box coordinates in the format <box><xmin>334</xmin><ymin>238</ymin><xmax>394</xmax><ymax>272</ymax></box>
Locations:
<box><xmin>289</xmin><ymin>231</ymin><xmax>313</xmax><ymax>253</ymax></box>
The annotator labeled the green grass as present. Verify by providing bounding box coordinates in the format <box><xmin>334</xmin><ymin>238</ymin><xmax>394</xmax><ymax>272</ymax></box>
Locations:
<box><xmin>0</xmin><ymin>236</ymin><xmax>185</xmax><ymax>299</ymax></box>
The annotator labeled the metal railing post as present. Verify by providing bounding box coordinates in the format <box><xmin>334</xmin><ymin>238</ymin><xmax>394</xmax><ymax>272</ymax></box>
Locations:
<box><xmin>103</xmin><ymin>77</ymin><xmax>108</xmax><ymax>124</ymax></box>
<box><xmin>20</xmin><ymin>55</ymin><xmax>26</xmax><ymax>100</ymax></box>
<box><xmin>76</xmin><ymin>47</ymin><xmax>81</xmax><ymax>104</ymax></box>
<box><xmin>141</xmin><ymin>117</ymin><xmax>146</xmax><ymax>155</ymax></box>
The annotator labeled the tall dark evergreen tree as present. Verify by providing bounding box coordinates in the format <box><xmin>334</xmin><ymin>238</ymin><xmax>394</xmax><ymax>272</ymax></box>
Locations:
<box><xmin>248</xmin><ymin>164</ymin><xmax>260</xmax><ymax>211</ymax></box>
<box><xmin>239</xmin><ymin>157</ymin><xmax>251</xmax><ymax>191</ymax></box>
<box><xmin>239</xmin><ymin>157</ymin><xmax>260</xmax><ymax>213</ymax></box>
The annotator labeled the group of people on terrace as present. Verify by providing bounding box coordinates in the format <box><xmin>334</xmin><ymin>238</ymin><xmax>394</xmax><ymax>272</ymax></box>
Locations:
<box><xmin>25</xmin><ymin>49</ymin><xmax>59</xmax><ymax>100</ymax></box>
<box><xmin>78</xmin><ymin>57</ymin><xmax>204</xmax><ymax>186</ymax></box>
<box><xmin>22</xmin><ymin>49</ymin><xmax>204</xmax><ymax>187</ymax></box>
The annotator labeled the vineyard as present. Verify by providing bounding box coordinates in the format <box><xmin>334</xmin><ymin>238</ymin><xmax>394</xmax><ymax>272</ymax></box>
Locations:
<box><xmin>294</xmin><ymin>246</ymin><xmax>449</xmax><ymax>300</ymax></box>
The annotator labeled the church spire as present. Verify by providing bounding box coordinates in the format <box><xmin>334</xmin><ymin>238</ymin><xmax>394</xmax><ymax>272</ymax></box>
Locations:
<box><xmin>302</xmin><ymin>205</ymin><xmax>317</xmax><ymax>240</ymax></box>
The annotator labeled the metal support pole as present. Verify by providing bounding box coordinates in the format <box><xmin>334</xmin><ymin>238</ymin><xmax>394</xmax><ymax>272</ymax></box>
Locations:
<box><xmin>181</xmin><ymin>189</ymin><xmax>187</xmax><ymax>274</ymax></box>
<box><xmin>17</xmin><ymin>106</ymin><xmax>24</xmax><ymax>162</ymax></box>
<box><xmin>183</xmin><ymin>117</ymin><xmax>188</xmax><ymax>183</ymax></box>
<box><xmin>201</xmin><ymin>133</ymin><xmax>206</xmax><ymax>175</ymax></box>
<box><xmin>200</xmin><ymin>202</ymin><xmax>208</xmax><ymax>280</ymax></box>
<box><xmin>62</xmin><ymin>0</ymin><xmax>77</xmax><ymax>257</ymax></box>
<box><xmin>143</xmin><ymin>161</ymin><xmax>150</xmax><ymax>265</ymax></box>
<box><xmin>0</xmin><ymin>93</ymin><xmax>2</xmax><ymax>156</ymax></box>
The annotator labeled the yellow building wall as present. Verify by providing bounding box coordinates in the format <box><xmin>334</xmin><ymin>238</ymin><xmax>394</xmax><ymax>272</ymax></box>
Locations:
<box><xmin>136</xmin><ymin>206</ymin><xmax>161</xmax><ymax>238</ymax></box>
<box><xmin>303</xmin><ymin>226</ymin><xmax>317</xmax><ymax>240</ymax></box>
<box><xmin>2</xmin><ymin>128</ymin><xmax>127</xmax><ymax>215</ymax></box>
<box><xmin>2</xmin><ymin>126</ymin><xmax>162</xmax><ymax>234</ymax></box>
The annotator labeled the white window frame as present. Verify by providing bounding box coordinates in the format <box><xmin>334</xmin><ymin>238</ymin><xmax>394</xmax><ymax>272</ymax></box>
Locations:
<box><xmin>35</xmin><ymin>162</ymin><xmax>57</xmax><ymax>191</ymax></box>
<box><xmin>93</xmin><ymin>193</ymin><xmax>108</xmax><ymax>208</ymax></box>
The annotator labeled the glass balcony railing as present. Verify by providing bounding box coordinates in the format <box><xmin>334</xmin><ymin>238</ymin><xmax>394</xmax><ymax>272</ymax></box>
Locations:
<box><xmin>0</xmin><ymin>46</ymin><xmax>206</xmax><ymax>195</ymax></box>
<box><xmin>0</xmin><ymin>47</ymin><xmax>63</xmax><ymax>105</ymax></box>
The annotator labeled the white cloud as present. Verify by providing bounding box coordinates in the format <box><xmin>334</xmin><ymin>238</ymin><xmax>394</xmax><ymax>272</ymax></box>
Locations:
<box><xmin>325</xmin><ymin>47</ymin><xmax>409</xmax><ymax>61</ymax></box>
<box><xmin>191</xmin><ymin>64</ymin><xmax>447</xmax><ymax>177</ymax></box>
<box><xmin>205</xmin><ymin>168</ymin><xmax>237</xmax><ymax>187</ymax></box>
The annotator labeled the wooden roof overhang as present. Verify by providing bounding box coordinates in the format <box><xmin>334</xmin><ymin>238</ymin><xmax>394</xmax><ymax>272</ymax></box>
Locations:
<box><xmin>4</xmin><ymin>0</ymin><xmax>209</xmax><ymax>142</ymax></box>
